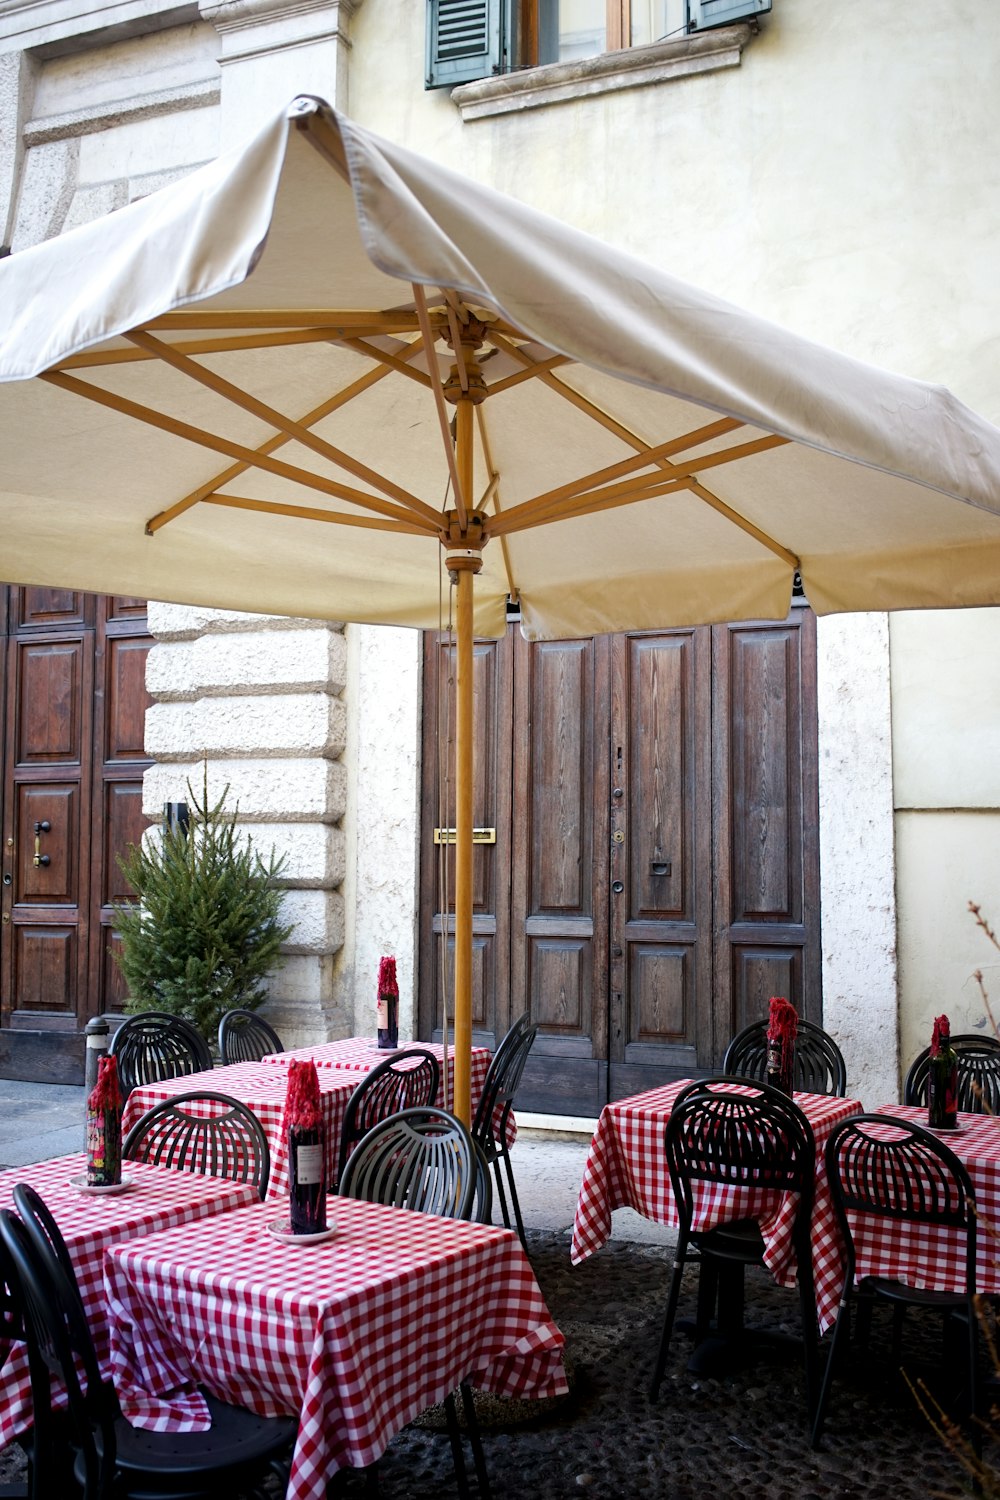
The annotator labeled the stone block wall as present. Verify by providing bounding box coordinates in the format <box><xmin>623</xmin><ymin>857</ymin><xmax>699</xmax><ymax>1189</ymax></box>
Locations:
<box><xmin>143</xmin><ymin>602</ymin><xmax>349</xmax><ymax>1045</ymax></box>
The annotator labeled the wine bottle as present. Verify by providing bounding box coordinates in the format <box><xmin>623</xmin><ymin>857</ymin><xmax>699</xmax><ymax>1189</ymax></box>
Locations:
<box><xmin>86</xmin><ymin>1054</ymin><xmax>123</xmax><ymax>1187</ymax></box>
<box><xmin>289</xmin><ymin>1124</ymin><xmax>327</xmax><ymax>1235</ymax></box>
<box><xmin>285</xmin><ymin>1059</ymin><xmax>327</xmax><ymax>1234</ymax></box>
<box><xmin>765</xmin><ymin>995</ymin><xmax>798</xmax><ymax>1096</ymax></box>
<box><xmin>377</xmin><ymin>955</ymin><xmax>399</xmax><ymax>1050</ymax></box>
<box><xmin>927</xmin><ymin>1014</ymin><xmax>958</xmax><ymax>1130</ymax></box>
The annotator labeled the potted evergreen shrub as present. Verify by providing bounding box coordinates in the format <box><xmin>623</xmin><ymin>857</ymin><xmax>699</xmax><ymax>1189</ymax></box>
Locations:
<box><xmin>112</xmin><ymin>769</ymin><xmax>293</xmax><ymax>1040</ymax></box>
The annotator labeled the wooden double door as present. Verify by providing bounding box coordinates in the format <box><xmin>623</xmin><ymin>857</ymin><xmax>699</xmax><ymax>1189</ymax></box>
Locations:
<box><xmin>0</xmin><ymin>587</ymin><xmax>152</xmax><ymax>1082</ymax></box>
<box><xmin>418</xmin><ymin>606</ymin><xmax>820</xmax><ymax>1117</ymax></box>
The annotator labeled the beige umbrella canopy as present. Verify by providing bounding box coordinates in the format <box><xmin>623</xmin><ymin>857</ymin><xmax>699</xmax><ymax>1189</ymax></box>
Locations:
<box><xmin>4</xmin><ymin>93</ymin><xmax>1000</xmax><ymax>1120</ymax></box>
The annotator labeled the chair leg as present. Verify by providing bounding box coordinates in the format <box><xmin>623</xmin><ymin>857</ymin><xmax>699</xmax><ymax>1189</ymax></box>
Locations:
<box><xmin>500</xmin><ymin>1151</ymin><xmax>528</xmax><ymax>1252</ymax></box>
<box><xmin>811</xmin><ymin>1299</ymin><xmax>852</xmax><ymax>1448</ymax></box>
<box><xmin>443</xmin><ymin>1392</ymin><xmax>472</xmax><ymax>1500</ymax></box>
<box><xmin>650</xmin><ymin>1233</ymin><xmax>689</xmax><ymax>1401</ymax></box>
<box><xmin>796</xmin><ymin>1262</ymin><xmax>819</xmax><ymax>1426</ymax></box>
<box><xmin>491</xmin><ymin>1160</ymin><xmax>511</xmax><ymax>1233</ymax></box>
<box><xmin>460</xmin><ymin>1380</ymin><xmax>493</xmax><ymax>1499</ymax></box>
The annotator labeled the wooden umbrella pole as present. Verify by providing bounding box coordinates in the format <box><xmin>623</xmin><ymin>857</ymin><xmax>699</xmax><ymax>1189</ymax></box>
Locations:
<box><xmin>453</xmin><ymin>563</ymin><xmax>474</xmax><ymax>1127</ymax></box>
<box><xmin>446</xmin><ymin>394</ymin><xmax>482</xmax><ymax>1128</ymax></box>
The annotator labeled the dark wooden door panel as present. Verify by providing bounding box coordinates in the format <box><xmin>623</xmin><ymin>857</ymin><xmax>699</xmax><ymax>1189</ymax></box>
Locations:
<box><xmin>510</xmin><ymin>634</ymin><xmax>610</xmax><ymax>1117</ymax></box>
<box><xmin>611</xmin><ymin>630</ymin><xmax>712</xmax><ymax>1094</ymax></box>
<box><xmin>1</xmin><ymin>586</ymin><xmax>152</xmax><ymax>1071</ymax></box>
<box><xmin>712</xmin><ymin>607</ymin><xmax>820</xmax><ymax>1052</ymax></box>
<box><xmin>14</xmin><ymin>639</ymin><xmax>86</xmax><ymax>765</ymax></box>
<box><xmin>418</xmin><ymin>632</ymin><xmax>512</xmax><ymax>1049</ymax></box>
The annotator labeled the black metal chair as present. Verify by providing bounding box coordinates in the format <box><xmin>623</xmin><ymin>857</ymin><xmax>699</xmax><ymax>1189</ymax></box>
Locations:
<box><xmin>471</xmin><ymin>1015</ymin><xmax>537</xmax><ymax>1250</ymax></box>
<box><xmin>109</xmin><ymin>1011</ymin><xmax>213</xmax><ymax>1097</ymax></box>
<box><xmin>649</xmin><ymin>1076</ymin><xmax>818</xmax><ymax>1425</ymax></box>
<box><xmin>723</xmin><ymin>1018</ymin><xmax>848</xmax><ymax>1097</ymax></box>
<box><xmin>339</xmin><ymin>1106</ymin><xmax>477</xmax><ymax>1220</ymax></box>
<box><xmin>339</xmin><ymin>1106</ymin><xmax>490</xmax><ymax>1499</ymax></box>
<box><xmin>122</xmin><ymin>1090</ymin><xmax>270</xmax><ymax>1200</ymax></box>
<box><xmin>335</xmin><ymin>1047</ymin><xmax>440</xmax><ymax>1186</ymax></box>
<box><xmin>903</xmin><ymin>1033</ymin><xmax>1000</xmax><ymax>1113</ymax></box>
<box><xmin>0</xmin><ymin>1196</ymin><xmax>296</xmax><ymax>1500</ymax></box>
<box><xmin>811</xmin><ymin>1114</ymin><xmax>980</xmax><ymax>1450</ymax></box>
<box><xmin>0</xmin><ymin>1224</ymin><xmax>30</xmax><ymax>1500</ymax></box>
<box><xmin>217</xmin><ymin>1007</ymin><xmax>284</xmax><ymax>1065</ymax></box>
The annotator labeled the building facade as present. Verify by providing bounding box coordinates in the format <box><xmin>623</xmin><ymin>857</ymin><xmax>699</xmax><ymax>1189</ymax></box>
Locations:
<box><xmin>2</xmin><ymin>0</ymin><xmax>998</xmax><ymax>1110</ymax></box>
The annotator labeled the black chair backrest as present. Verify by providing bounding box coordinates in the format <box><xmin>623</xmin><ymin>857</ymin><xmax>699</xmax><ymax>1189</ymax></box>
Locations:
<box><xmin>472</xmin><ymin>1016</ymin><xmax>537</xmax><ymax>1154</ymax></box>
<box><xmin>109</xmin><ymin>1011</ymin><xmax>213</xmax><ymax>1096</ymax></box>
<box><xmin>122</xmin><ymin>1090</ymin><xmax>270</xmax><ymax>1199</ymax></box>
<box><xmin>903</xmin><ymin>1033</ymin><xmax>1000</xmax><ymax>1113</ymax></box>
<box><xmin>336</xmin><ymin>1048</ymin><xmax>440</xmax><ymax>1185</ymax></box>
<box><xmin>0</xmin><ymin>1200</ymin><xmax>115</xmax><ymax>1499</ymax></box>
<box><xmin>722</xmin><ymin>1018</ymin><xmax>847</xmax><ymax>1097</ymax></box>
<box><xmin>665</xmin><ymin>1076</ymin><xmax>816</xmax><ymax>1243</ymax></box>
<box><xmin>824</xmin><ymin>1113</ymin><xmax>977</xmax><ymax>1293</ymax></box>
<box><xmin>217</xmin><ymin>1007</ymin><xmax>284</xmax><ymax>1065</ymax></box>
<box><xmin>338</xmin><ymin>1106</ymin><xmax>477</xmax><ymax>1220</ymax></box>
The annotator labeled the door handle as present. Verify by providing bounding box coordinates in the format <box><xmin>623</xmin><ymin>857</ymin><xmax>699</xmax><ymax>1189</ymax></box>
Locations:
<box><xmin>33</xmin><ymin>820</ymin><xmax>51</xmax><ymax>868</ymax></box>
<box><xmin>650</xmin><ymin>860</ymin><xmax>671</xmax><ymax>877</ymax></box>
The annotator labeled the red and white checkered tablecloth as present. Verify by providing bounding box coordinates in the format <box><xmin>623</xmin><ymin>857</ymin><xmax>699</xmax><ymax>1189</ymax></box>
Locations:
<box><xmin>841</xmin><ymin>1106</ymin><xmax>1000</xmax><ymax>1299</ymax></box>
<box><xmin>122</xmin><ymin>1050</ymin><xmax>513</xmax><ymax>1198</ymax></box>
<box><xmin>105</xmin><ymin>1196</ymin><xmax>567</xmax><ymax>1500</ymax></box>
<box><xmin>0</xmin><ymin>1153</ymin><xmax>257</xmax><ymax>1445</ymax></box>
<box><xmin>259</xmin><ymin>1038</ymin><xmax>516</xmax><ymax>1147</ymax></box>
<box><xmin>121</xmin><ymin>1061</ymin><xmax>359</xmax><ymax>1199</ymax></box>
<box><xmin>570</xmin><ymin>1079</ymin><xmax>864</xmax><ymax>1333</ymax></box>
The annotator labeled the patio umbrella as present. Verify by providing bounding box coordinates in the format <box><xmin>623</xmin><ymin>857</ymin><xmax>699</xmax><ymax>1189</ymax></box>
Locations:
<box><xmin>4</xmin><ymin>93</ymin><xmax>1000</xmax><ymax>1123</ymax></box>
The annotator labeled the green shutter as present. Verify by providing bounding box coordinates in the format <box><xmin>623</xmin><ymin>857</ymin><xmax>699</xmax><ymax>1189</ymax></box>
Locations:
<box><xmin>688</xmin><ymin>0</ymin><xmax>771</xmax><ymax>29</ymax></box>
<box><xmin>426</xmin><ymin>0</ymin><xmax>503</xmax><ymax>89</ymax></box>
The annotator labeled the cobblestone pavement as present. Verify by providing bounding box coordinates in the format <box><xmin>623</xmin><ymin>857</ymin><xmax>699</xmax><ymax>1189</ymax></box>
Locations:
<box><xmin>4</xmin><ymin>1228</ymin><xmax>994</xmax><ymax>1499</ymax></box>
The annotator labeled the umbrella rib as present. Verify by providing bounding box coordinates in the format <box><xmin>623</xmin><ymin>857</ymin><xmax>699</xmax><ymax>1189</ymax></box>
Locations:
<box><xmin>146</xmin><ymin>359</ymin><xmax>407</xmax><ymax>533</ymax></box>
<box><xmin>474</xmin><ymin>405</ymin><xmax>518</xmax><ymax>604</ymax></box>
<box><xmin>503</xmin><ymin>422</ymin><xmax>745</xmax><ymax>527</ymax></box>
<box><xmin>41</xmin><ymin>369</ymin><xmax>442</xmax><ymax>535</ymax></box>
<box><xmin>143</xmin><ymin>309</ymin><xmax>429</xmax><ymax>332</ymax></box>
<box><xmin>340</xmin><ymin>336</ymin><xmax>433</xmax><ymax>387</ymax></box>
<box><xmin>202</xmin><ymin>494</ymin><xmax>432</xmax><ymax>534</ymax></box>
<box><xmin>490</xmin><ymin>472</ymin><xmax>799</xmax><ymax>568</ymax></box>
<box><xmin>54</xmin><ymin>327</ymin><xmax>369</xmax><ymax>370</ymax></box>
<box><xmin>687</xmin><ymin>480</ymin><xmax>800</xmax><ymax>566</ymax></box>
<box><xmin>126</xmin><ymin>329</ymin><xmax>441</xmax><ymax>525</ymax></box>
<box><xmin>486</xmin><ymin>355</ymin><xmax>573</xmax><ymax>394</ymax></box>
<box><xmin>412</xmin><ymin>283</ymin><xmax>469</xmax><ymax>529</ymax></box>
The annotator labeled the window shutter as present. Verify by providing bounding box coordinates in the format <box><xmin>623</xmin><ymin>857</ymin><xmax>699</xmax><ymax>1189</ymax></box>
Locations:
<box><xmin>688</xmin><ymin>0</ymin><xmax>771</xmax><ymax>30</ymax></box>
<box><xmin>426</xmin><ymin>0</ymin><xmax>503</xmax><ymax>89</ymax></box>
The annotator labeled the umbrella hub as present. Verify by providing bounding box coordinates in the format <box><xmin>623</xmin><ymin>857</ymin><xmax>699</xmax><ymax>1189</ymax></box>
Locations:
<box><xmin>442</xmin><ymin>319</ymin><xmax>490</xmax><ymax>406</ymax></box>
<box><xmin>442</xmin><ymin>512</ymin><xmax>486</xmax><ymax>579</ymax></box>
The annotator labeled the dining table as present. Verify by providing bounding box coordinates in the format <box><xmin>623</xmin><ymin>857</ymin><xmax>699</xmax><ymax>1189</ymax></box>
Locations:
<box><xmin>571</xmin><ymin>1078</ymin><xmax>865</xmax><ymax>1333</ymax></box>
<box><xmin>0</xmin><ymin>1152</ymin><xmax>258</xmax><ymax>1446</ymax></box>
<box><xmin>104</xmin><ymin>1195</ymin><xmax>568</xmax><ymax>1500</ymax></box>
<box><xmin>121</xmin><ymin>1040</ymin><xmax>511</xmax><ymax>1200</ymax></box>
<box><xmin>849</xmin><ymin>1105</ymin><xmax>1000</xmax><ymax>1297</ymax></box>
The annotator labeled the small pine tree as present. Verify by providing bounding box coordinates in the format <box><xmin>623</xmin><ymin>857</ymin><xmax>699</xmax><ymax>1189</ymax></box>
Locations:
<box><xmin>112</xmin><ymin>770</ymin><xmax>294</xmax><ymax>1038</ymax></box>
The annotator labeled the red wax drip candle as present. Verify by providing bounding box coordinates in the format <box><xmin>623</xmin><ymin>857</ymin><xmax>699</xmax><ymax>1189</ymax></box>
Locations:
<box><xmin>86</xmin><ymin>1054</ymin><xmax>123</xmax><ymax>1186</ymax></box>
<box><xmin>766</xmin><ymin>995</ymin><xmax>798</xmax><ymax>1095</ymax></box>
<box><xmin>286</xmin><ymin>1060</ymin><xmax>326</xmax><ymax>1234</ymax></box>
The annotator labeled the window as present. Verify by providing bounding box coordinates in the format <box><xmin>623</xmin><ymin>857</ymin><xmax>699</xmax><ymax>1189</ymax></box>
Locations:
<box><xmin>425</xmin><ymin>0</ymin><xmax>768</xmax><ymax>88</ymax></box>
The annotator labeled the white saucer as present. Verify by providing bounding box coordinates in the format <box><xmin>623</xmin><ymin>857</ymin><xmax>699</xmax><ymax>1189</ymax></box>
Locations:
<box><xmin>266</xmin><ymin>1218</ymin><xmax>336</xmax><ymax>1245</ymax></box>
<box><xmin>926</xmin><ymin>1125</ymin><xmax>969</xmax><ymax>1138</ymax></box>
<box><xmin>68</xmin><ymin>1174</ymin><xmax>135</xmax><ymax>1195</ymax></box>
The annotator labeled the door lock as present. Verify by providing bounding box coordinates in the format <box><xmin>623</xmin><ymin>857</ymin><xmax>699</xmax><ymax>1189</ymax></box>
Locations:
<box><xmin>33</xmin><ymin>820</ymin><xmax>51</xmax><ymax>868</ymax></box>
